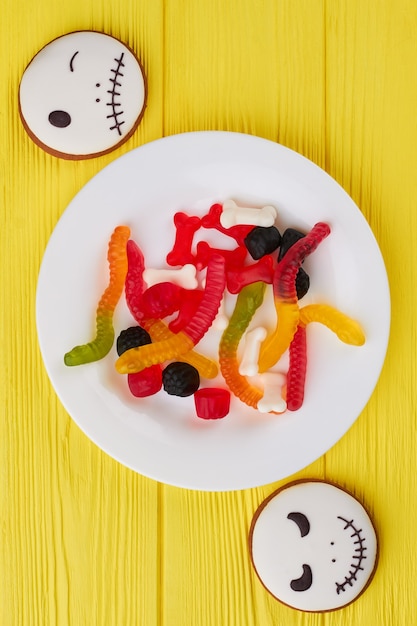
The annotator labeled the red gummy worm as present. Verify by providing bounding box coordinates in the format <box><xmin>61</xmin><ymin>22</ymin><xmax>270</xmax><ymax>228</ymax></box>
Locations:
<box><xmin>201</xmin><ymin>203</ymin><xmax>253</xmax><ymax>245</ymax></box>
<box><xmin>166</xmin><ymin>212</ymin><xmax>201</xmax><ymax>267</ymax></box>
<box><xmin>286</xmin><ymin>322</ymin><xmax>307</xmax><ymax>411</ymax></box>
<box><xmin>125</xmin><ymin>239</ymin><xmax>146</xmax><ymax>322</ymax></box>
<box><xmin>226</xmin><ymin>255</ymin><xmax>274</xmax><ymax>294</ymax></box>
<box><xmin>181</xmin><ymin>253</ymin><xmax>226</xmax><ymax>344</ymax></box>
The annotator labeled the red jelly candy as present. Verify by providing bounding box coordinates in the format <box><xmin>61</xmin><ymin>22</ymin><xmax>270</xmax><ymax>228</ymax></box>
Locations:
<box><xmin>141</xmin><ymin>282</ymin><xmax>184</xmax><ymax>319</ymax></box>
<box><xmin>194</xmin><ymin>241</ymin><xmax>247</xmax><ymax>271</ymax></box>
<box><xmin>166</xmin><ymin>212</ymin><xmax>201</xmax><ymax>266</ymax></box>
<box><xmin>168</xmin><ymin>289</ymin><xmax>204</xmax><ymax>333</ymax></box>
<box><xmin>201</xmin><ymin>203</ymin><xmax>253</xmax><ymax>245</ymax></box>
<box><xmin>194</xmin><ymin>388</ymin><xmax>231</xmax><ymax>420</ymax></box>
<box><xmin>128</xmin><ymin>365</ymin><xmax>163</xmax><ymax>397</ymax></box>
<box><xmin>226</xmin><ymin>255</ymin><xmax>274</xmax><ymax>294</ymax></box>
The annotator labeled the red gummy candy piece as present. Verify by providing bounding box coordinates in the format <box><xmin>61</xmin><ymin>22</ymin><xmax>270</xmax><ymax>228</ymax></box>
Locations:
<box><xmin>201</xmin><ymin>203</ymin><xmax>253</xmax><ymax>245</ymax></box>
<box><xmin>168</xmin><ymin>288</ymin><xmax>204</xmax><ymax>333</ymax></box>
<box><xmin>166</xmin><ymin>212</ymin><xmax>202</xmax><ymax>267</ymax></box>
<box><xmin>141</xmin><ymin>282</ymin><xmax>184</xmax><ymax>319</ymax></box>
<box><xmin>194</xmin><ymin>387</ymin><xmax>231</xmax><ymax>419</ymax></box>
<box><xmin>226</xmin><ymin>255</ymin><xmax>274</xmax><ymax>294</ymax></box>
<box><xmin>194</xmin><ymin>241</ymin><xmax>247</xmax><ymax>271</ymax></box>
<box><xmin>128</xmin><ymin>364</ymin><xmax>163</xmax><ymax>397</ymax></box>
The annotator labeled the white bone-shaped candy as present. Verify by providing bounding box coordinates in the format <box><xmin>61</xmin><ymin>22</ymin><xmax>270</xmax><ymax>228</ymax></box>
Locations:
<box><xmin>257</xmin><ymin>372</ymin><xmax>287</xmax><ymax>414</ymax></box>
<box><xmin>220</xmin><ymin>200</ymin><xmax>277</xmax><ymax>228</ymax></box>
<box><xmin>143</xmin><ymin>264</ymin><xmax>198</xmax><ymax>289</ymax></box>
<box><xmin>239</xmin><ymin>326</ymin><xmax>267</xmax><ymax>376</ymax></box>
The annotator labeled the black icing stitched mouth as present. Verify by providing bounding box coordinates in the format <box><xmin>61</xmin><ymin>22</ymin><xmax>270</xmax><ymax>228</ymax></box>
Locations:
<box><xmin>106</xmin><ymin>52</ymin><xmax>125</xmax><ymax>136</ymax></box>
<box><xmin>335</xmin><ymin>516</ymin><xmax>367</xmax><ymax>594</ymax></box>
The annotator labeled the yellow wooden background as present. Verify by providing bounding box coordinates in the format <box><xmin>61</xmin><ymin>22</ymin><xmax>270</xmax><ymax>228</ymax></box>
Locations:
<box><xmin>1</xmin><ymin>0</ymin><xmax>415</xmax><ymax>624</ymax></box>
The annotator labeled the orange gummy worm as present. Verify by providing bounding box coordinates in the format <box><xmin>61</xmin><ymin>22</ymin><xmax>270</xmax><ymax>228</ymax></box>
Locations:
<box><xmin>64</xmin><ymin>225</ymin><xmax>130</xmax><ymax>366</ymax></box>
<box><xmin>219</xmin><ymin>282</ymin><xmax>266</xmax><ymax>409</ymax></box>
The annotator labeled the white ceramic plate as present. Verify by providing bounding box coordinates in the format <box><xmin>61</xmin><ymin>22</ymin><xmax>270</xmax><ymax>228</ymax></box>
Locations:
<box><xmin>36</xmin><ymin>131</ymin><xmax>390</xmax><ymax>491</ymax></box>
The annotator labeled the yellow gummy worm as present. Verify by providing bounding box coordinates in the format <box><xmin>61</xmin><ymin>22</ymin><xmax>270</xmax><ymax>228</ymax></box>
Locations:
<box><xmin>145</xmin><ymin>319</ymin><xmax>218</xmax><ymax>379</ymax></box>
<box><xmin>299</xmin><ymin>304</ymin><xmax>366</xmax><ymax>345</ymax></box>
<box><xmin>257</xmin><ymin>300</ymin><xmax>300</xmax><ymax>373</ymax></box>
<box><xmin>115</xmin><ymin>331</ymin><xmax>195</xmax><ymax>374</ymax></box>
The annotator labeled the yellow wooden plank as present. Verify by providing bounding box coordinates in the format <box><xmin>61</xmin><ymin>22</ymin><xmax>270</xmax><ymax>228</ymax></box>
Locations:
<box><xmin>163</xmin><ymin>0</ymin><xmax>327</xmax><ymax>164</ymax></box>
<box><xmin>0</xmin><ymin>1</ymin><xmax>164</xmax><ymax>625</ymax></box>
<box><xmin>323</xmin><ymin>2</ymin><xmax>417</xmax><ymax>624</ymax></box>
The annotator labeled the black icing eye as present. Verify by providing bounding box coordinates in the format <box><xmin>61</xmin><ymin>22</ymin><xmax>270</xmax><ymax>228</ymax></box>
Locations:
<box><xmin>287</xmin><ymin>512</ymin><xmax>310</xmax><ymax>537</ymax></box>
<box><xmin>48</xmin><ymin>110</ymin><xmax>71</xmax><ymax>128</ymax></box>
<box><xmin>290</xmin><ymin>564</ymin><xmax>313</xmax><ymax>592</ymax></box>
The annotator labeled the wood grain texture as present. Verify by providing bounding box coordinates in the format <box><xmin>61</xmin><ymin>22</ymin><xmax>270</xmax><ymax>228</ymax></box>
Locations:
<box><xmin>1</xmin><ymin>0</ymin><xmax>415</xmax><ymax>624</ymax></box>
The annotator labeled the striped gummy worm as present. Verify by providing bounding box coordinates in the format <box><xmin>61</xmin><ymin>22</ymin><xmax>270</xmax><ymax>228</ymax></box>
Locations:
<box><xmin>181</xmin><ymin>254</ymin><xmax>226</xmax><ymax>344</ymax></box>
<box><xmin>286</xmin><ymin>323</ymin><xmax>308</xmax><ymax>412</ymax></box>
<box><xmin>125</xmin><ymin>239</ymin><xmax>146</xmax><ymax>322</ymax></box>
<box><xmin>219</xmin><ymin>281</ymin><xmax>266</xmax><ymax>410</ymax></box>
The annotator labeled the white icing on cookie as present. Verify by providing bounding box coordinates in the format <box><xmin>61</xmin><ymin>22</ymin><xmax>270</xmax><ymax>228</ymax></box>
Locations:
<box><xmin>19</xmin><ymin>31</ymin><xmax>146</xmax><ymax>158</ymax></box>
<box><xmin>250</xmin><ymin>480</ymin><xmax>378</xmax><ymax>612</ymax></box>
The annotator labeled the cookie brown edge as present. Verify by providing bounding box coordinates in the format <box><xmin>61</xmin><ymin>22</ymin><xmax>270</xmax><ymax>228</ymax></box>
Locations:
<box><xmin>18</xmin><ymin>30</ymin><xmax>148</xmax><ymax>160</ymax></box>
<box><xmin>248</xmin><ymin>478</ymin><xmax>380</xmax><ymax>613</ymax></box>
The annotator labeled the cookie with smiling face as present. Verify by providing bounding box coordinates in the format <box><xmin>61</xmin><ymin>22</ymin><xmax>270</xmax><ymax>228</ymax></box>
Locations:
<box><xmin>18</xmin><ymin>31</ymin><xmax>147</xmax><ymax>159</ymax></box>
<box><xmin>249</xmin><ymin>480</ymin><xmax>378</xmax><ymax>612</ymax></box>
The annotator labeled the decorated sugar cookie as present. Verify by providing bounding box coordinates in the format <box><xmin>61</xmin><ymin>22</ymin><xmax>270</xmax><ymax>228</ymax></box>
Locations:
<box><xmin>249</xmin><ymin>480</ymin><xmax>378</xmax><ymax>612</ymax></box>
<box><xmin>19</xmin><ymin>31</ymin><xmax>147</xmax><ymax>159</ymax></box>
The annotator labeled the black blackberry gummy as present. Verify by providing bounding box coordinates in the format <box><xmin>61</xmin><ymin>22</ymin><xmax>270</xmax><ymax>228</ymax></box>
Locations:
<box><xmin>162</xmin><ymin>362</ymin><xmax>200</xmax><ymax>397</ymax></box>
<box><xmin>116</xmin><ymin>326</ymin><xmax>152</xmax><ymax>356</ymax></box>
<box><xmin>278</xmin><ymin>228</ymin><xmax>306</xmax><ymax>261</ymax></box>
<box><xmin>296</xmin><ymin>267</ymin><xmax>310</xmax><ymax>300</ymax></box>
<box><xmin>244</xmin><ymin>226</ymin><xmax>282</xmax><ymax>260</ymax></box>
<box><xmin>278</xmin><ymin>228</ymin><xmax>310</xmax><ymax>299</ymax></box>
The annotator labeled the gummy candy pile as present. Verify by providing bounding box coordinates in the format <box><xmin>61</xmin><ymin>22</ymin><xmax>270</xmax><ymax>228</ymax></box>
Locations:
<box><xmin>64</xmin><ymin>200</ymin><xmax>365</xmax><ymax>419</ymax></box>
